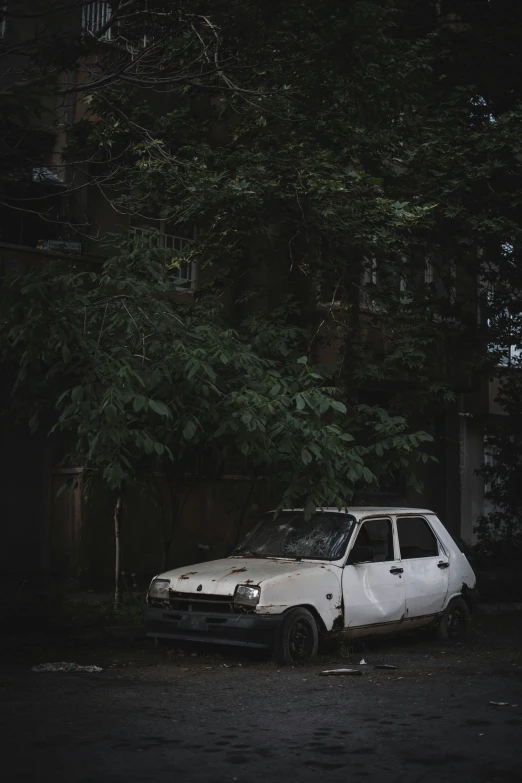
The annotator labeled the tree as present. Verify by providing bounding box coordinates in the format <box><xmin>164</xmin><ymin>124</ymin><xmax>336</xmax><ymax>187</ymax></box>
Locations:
<box><xmin>60</xmin><ymin>1</ymin><xmax>462</xmax><ymax>426</ymax></box>
<box><xmin>7</xmin><ymin>0</ymin><xmax>522</xmax><ymax>555</ymax></box>
<box><xmin>2</xmin><ymin>238</ymin><xmax>435</xmax><ymax>599</ymax></box>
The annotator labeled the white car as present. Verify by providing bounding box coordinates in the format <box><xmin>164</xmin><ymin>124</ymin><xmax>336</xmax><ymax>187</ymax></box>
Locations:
<box><xmin>144</xmin><ymin>507</ymin><xmax>479</xmax><ymax>665</ymax></box>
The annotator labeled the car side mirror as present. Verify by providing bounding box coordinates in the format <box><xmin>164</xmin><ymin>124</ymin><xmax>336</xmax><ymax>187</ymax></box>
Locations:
<box><xmin>347</xmin><ymin>545</ymin><xmax>375</xmax><ymax>564</ymax></box>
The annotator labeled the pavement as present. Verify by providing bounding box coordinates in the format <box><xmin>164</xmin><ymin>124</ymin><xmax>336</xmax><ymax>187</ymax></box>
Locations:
<box><xmin>1</xmin><ymin>612</ymin><xmax>522</xmax><ymax>783</ymax></box>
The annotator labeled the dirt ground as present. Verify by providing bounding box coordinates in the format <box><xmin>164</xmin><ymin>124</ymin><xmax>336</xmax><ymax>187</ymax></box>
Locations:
<box><xmin>1</xmin><ymin>611</ymin><xmax>522</xmax><ymax>782</ymax></box>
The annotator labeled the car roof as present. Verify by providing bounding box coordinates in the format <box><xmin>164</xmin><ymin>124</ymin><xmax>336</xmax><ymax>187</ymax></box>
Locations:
<box><xmin>279</xmin><ymin>506</ymin><xmax>434</xmax><ymax>519</ymax></box>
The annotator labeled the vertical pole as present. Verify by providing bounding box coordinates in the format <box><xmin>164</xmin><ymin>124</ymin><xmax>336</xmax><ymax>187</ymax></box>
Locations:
<box><xmin>114</xmin><ymin>494</ymin><xmax>122</xmax><ymax>609</ymax></box>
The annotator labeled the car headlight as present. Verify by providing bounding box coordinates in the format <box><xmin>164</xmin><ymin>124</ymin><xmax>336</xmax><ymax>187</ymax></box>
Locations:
<box><xmin>234</xmin><ymin>584</ymin><xmax>260</xmax><ymax>608</ymax></box>
<box><xmin>148</xmin><ymin>578</ymin><xmax>170</xmax><ymax>600</ymax></box>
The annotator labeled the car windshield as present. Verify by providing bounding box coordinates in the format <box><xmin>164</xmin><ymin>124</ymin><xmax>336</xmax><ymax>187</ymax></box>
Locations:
<box><xmin>234</xmin><ymin>511</ymin><xmax>356</xmax><ymax>561</ymax></box>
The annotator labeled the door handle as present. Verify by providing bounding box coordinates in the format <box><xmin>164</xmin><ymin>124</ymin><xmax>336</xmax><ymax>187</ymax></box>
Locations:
<box><xmin>437</xmin><ymin>561</ymin><xmax>449</xmax><ymax>569</ymax></box>
<box><xmin>389</xmin><ymin>566</ymin><xmax>403</xmax><ymax>575</ymax></box>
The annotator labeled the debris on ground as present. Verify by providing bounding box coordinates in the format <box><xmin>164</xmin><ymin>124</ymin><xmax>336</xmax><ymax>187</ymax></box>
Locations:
<box><xmin>31</xmin><ymin>662</ymin><xmax>103</xmax><ymax>673</ymax></box>
<box><xmin>319</xmin><ymin>668</ymin><xmax>363</xmax><ymax>676</ymax></box>
<box><xmin>375</xmin><ymin>664</ymin><xmax>398</xmax><ymax>670</ymax></box>
<box><xmin>359</xmin><ymin>658</ymin><xmax>367</xmax><ymax>665</ymax></box>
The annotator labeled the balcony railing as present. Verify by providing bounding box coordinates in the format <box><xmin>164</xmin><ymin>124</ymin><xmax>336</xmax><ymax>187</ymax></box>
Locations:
<box><xmin>130</xmin><ymin>227</ymin><xmax>195</xmax><ymax>289</ymax></box>
<box><xmin>82</xmin><ymin>1</ymin><xmax>113</xmax><ymax>40</ymax></box>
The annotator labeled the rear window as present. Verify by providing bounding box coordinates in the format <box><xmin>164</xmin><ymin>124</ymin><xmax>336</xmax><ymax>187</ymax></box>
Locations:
<box><xmin>396</xmin><ymin>516</ymin><xmax>439</xmax><ymax>559</ymax></box>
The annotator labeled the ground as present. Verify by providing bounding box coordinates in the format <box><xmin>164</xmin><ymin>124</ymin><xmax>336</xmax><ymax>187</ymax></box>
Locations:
<box><xmin>1</xmin><ymin>612</ymin><xmax>522</xmax><ymax>783</ymax></box>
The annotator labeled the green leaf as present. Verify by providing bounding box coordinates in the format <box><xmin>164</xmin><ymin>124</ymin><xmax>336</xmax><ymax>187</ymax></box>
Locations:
<box><xmin>186</xmin><ymin>360</ymin><xmax>199</xmax><ymax>380</ymax></box>
<box><xmin>104</xmin><ymin>463</ymin><xmax>126</xmax><ymax>489</ymax></box>
<box><xmin>301</xmin><ymin>447</ymin><xmax>312</xmax><ymax>465</ymax></box>
<box><xmin>295</xmin><ymin>395</ymin><xmax>306</xmax><ymax>411</ymax></box>
<box><xmin>88</xmin><ymin>432</ymin><xmax>100</xmax><ymax>458</ymax></box>
<box><xmin>331</xmin><ymin>400</ymin><xmax>347</xmax><ymax>414</ymax></box>
<box><xmin>133</xmin><ymin>395</ymin><xmax>145</xmax><ymax>412</ymax></box>
<box><xmin>182</xmin><ymin>420</ymin><xmax>197</xmax><ymax>440</ymax></box>
<box><xmin>71</xmin><ymin>386</ymin><xmax>84</xmax><ymax>402</ymax></box>
<box><xmin>362</xmin><ymin>467</ymin><xmax>374</xmax><ymax>483</ymax></box>
<box><xmin>296</xmin><ymin>356</ymin><xmax>308</xmax><ymax>365</ymax></box>
<box><xmin>318</xmin><ymin>398</ymin><xmax>330</xmax><ymax>415</ymax></box>
<box><xmin>56</xmin><ymin>389</ymin><xmax>71</xmax><ymax>406</ymax></box>
<box><xmin>149</xmin><ymin>399</ymin><xmax>169</xmax><ymax>417</ymax></box>
<box><xmin>154</xmin><ymin>442</ymin><xmax>165</xmax><ymax>455</ymax></box>
<box><xmin>303</xmin><ymin>499</ymin><xmax>316</xmax><ymax>521</ymax></box>
<box><xmin>309</xmin><ymin>442</ymin><xmax>322</xmax><ymax>458</ymax></box>
<box><xmin>105</xmin><ymin>403</ymin><xmax>118</xmax><ymax>423</ymax></box>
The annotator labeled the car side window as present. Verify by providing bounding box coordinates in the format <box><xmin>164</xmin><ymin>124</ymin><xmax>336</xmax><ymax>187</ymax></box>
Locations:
<box><xmin>396</xmin><ymin>516</ymin><xmax>439</xmax><ymax>559</ymax></box>
<box><xmin>352</xmin><ymin>518</ymin><xmax>394</xmax><ymax>562</ymax></box>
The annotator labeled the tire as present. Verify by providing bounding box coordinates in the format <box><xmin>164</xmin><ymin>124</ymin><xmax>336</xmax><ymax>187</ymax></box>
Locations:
<box><xmin>274</xmin><ymin>607</ymin><xmax>319</xmax><ymax>665</ymax></box>
<box><xmin>436</xmin><ymin>597</ymin><xmax>471</xmax><ymax>641</ymax></box>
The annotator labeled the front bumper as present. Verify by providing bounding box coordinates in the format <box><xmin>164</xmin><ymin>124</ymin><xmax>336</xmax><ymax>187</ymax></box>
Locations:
<box><xmin>144</xmin><ymin>605</ymin><xmax>283</xmax><ymax>649</ymax></box>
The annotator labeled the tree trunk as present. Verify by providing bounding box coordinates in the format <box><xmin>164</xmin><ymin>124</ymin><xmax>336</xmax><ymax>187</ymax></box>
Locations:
<box><xmin>113</xmin><ymin>494</ymin><xmax>122</xmax><ymax>609</ymax></box>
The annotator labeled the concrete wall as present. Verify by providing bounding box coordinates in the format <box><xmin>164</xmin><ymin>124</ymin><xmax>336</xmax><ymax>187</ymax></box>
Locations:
<box><xmin>458</xmin><ymin>416</ymin><xmax>485</xmax><ymax>544</ymax></box>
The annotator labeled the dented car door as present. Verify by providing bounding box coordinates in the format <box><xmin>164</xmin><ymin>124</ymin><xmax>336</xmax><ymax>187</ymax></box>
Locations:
<box><xmin>395</xmin><ymin>515</ymin><xmax>450</xmax><ymax>620</ymax></box>
<box><xmin>342</xmin><ymin>517</ymin><xmax>406</xmax><ymax>634</ymax></box>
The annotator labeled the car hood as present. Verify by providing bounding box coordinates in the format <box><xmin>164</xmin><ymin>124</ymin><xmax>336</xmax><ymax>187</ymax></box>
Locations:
<box><xmin>157</xmin><ymin>557</ymin><xmax>332</xmax><ymax>596</ymax></box>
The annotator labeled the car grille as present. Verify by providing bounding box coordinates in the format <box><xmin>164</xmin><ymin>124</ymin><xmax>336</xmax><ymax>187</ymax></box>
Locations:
<box><xmin>150</xmin><ymin>590</ymin><xmax>236</xmax><ymax>613</ymax></box>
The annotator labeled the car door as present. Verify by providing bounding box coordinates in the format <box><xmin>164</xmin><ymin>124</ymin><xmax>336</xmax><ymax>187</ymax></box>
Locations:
<box><xmin>342</xmin><ymin>517</ymin><xmax>406</xmax><ymax>632</ymax></box>
<box><xmin>395</xmin><ymin>515</ymin><xmax>450</xmax><ymax>620</ymax></box>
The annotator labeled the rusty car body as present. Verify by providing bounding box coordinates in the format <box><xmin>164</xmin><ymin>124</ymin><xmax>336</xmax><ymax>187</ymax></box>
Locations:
<box><xmin>144</xmin><ymin>507</ymin><xmax>478</xmax><ymax>664</ymax></box>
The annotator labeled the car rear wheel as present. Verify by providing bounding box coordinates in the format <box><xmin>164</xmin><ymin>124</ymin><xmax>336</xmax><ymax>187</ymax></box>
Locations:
<box><xmin>436</xmin><ymin>597</ymin><xmax>471</xmax><ymax>641</ymax></box>
<box><xmin>274</xmin><ymin>607</ymin><xmax>319</xmax><ymax>665</ymax></box>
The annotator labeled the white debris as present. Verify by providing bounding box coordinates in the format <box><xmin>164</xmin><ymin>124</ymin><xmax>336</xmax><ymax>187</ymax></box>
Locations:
<box><xmin>31</xmin><ymin>662</ymin><xmax>103</xmax><ymax>673</ymax></box>
<box><xmin>359</xmin><ymin>658</ymin><xmax>367</xmax><ymax>665</ymax></box>
<box><xmin>319</xmin><ymin>668</ymin><xmax>363</xmax><ymax>676</ymax></box>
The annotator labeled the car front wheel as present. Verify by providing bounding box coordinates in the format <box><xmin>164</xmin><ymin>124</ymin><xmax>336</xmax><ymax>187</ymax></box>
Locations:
<box><xmin>274</xmin><ymin>607</ymin><xmax>319</xmax><ymax>665</ymax></box>
<box><xmin>436</xmin><ymin>596</ymin><xmax>471</xmax><ymax>641</ymax></box>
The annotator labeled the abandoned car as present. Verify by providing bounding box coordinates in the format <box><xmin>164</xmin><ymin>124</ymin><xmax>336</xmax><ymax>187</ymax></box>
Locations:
<box><xmin>144</xmin><ymin>507</ymin><xmax>478</xmax><ymax>665</ymax></box>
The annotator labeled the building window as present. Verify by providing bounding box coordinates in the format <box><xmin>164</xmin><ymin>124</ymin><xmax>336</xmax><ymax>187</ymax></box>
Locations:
<box><xmin>482</xmin><ymin>282</ymin><xmax>522</xmax><ymax>366</ymax></box>
<box><xmin>362</xmin><ymin>256</ymin><xmax>378</xmax><ymax>286</ymax></box>
<box><xmin>424</xmin><ymin>257</ymin><xmax>435</xmax><ymax>285</ymax></box>
<box><xmin>424</xmin><ymin>255</ymin><xmax>456</xmax><ymax>303</ymax></box>
<box><xmin>483</xmin><ymin>436</ymin><xmax>496</xmax><ymax>496</ymax></box>
<box><xmin>360</xmin><ymin>257</ymin><xmax>379</xmax><ymax>311</ymax></box>
<box><xmin>82</xmin><ymin>1</ymin><xmax>112</xmax><ymax>40</ymax></box>
<box><xmin>130</xmin><ymin>223</ymin><xmax>196</xmax><ymax>290</ymax></box>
